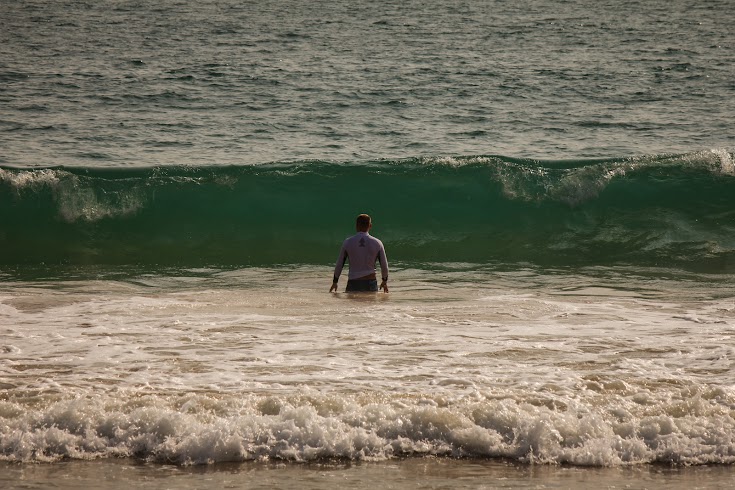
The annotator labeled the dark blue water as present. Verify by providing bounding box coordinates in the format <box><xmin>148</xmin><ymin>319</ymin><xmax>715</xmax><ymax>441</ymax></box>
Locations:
<box><xmin>1</xmin><ymin>0</ymin><xmax>733</xmax><ymax>166</ymax></box>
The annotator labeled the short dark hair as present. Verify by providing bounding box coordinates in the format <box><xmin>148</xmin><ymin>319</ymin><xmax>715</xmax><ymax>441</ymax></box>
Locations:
<box><xmin>356</xmin><ymin>214</ymin><xmax>371</xmax><ymax>231</ymax></box>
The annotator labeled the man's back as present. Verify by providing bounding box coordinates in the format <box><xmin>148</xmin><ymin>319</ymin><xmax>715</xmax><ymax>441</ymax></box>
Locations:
<box><xmin>338</xmin><ymin>232</ymin><xmax>388</xmax><ymax>280</ymax></box>
<box><xmin>330</xmin><ymin>214</ymin><xmax>389</xmax><ymax>293</ymax></box>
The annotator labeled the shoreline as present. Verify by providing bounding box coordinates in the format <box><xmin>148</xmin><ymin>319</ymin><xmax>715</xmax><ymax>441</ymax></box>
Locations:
<box><xmin>2</xmin><ymin>457</ymin><xmax>734</xmax><ymax>489</ymax></box>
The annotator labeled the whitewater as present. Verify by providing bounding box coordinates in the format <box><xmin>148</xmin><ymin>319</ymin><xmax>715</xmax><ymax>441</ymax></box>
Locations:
<box><xmin>2</xmin><ymin>265</ymin><xmax>734</xmax><ymax>468</ymax></box>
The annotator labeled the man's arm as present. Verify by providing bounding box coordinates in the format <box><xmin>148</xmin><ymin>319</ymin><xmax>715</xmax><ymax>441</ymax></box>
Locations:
<box><xmin>378</xmin><ymin>244</ymin><xmax>389</xmax><ymax>293</ymax></box>
<box><xmin>330</xmin><ymin>247</ymin><xmax>348</xmax><ymax>292</ymax></box>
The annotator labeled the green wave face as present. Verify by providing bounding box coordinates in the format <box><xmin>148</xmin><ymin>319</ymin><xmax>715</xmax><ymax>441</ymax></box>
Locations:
<box><xmin>1</xmin><ymin>151</ymin><xmax>734</xmax><ymax>271</ymax></box>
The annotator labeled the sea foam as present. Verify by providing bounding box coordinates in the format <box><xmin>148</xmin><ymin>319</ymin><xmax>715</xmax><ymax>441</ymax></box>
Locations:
<box><xmin>2</xmin><ymin>390</ymin><xmax>734</xmax><ymax>466</ymax></box>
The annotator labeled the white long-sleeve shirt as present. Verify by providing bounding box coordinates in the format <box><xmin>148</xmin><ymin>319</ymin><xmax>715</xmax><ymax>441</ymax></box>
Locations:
<box><xmin>333</xmin><ymin>232</ymin><xmax>389</xmax><ymax>282</ymax></box>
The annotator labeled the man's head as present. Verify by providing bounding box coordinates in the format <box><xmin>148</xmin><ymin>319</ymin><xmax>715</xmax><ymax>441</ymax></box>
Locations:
<box><xmin>356</xmin><ymin>214</ymin><xmax>372</xmax><ymax>232</ymax></box>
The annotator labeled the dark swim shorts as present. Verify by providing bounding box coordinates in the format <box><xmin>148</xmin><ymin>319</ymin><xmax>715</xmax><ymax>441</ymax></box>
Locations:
<box><xmin>345</xmin><ymin>279</ymin><xmax>379</xmax><ymax>292</ymax></box>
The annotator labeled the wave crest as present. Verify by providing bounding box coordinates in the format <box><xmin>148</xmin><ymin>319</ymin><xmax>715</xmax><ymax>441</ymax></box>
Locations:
<box><xmin>1</xmin><ymin>151</ymin><xmax>734</xmax><ymax>269</ymax></box>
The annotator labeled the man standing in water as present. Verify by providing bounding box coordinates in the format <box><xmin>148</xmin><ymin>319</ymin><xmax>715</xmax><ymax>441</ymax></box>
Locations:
<box><xmin>330</xmin><ymin>214</ymin><xmax>389</xmax><ymax>293</ymax></box>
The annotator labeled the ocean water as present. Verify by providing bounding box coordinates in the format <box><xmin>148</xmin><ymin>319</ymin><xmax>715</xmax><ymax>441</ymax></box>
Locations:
<box><xmin>2</xmin><ymin>0</ymin><xmax>734</xmax><ymax>163</ymax></box>
<box><xmin>2</xmin><ymin>0</ymin><xmax>735</xmax><ymax>488</ymax></box>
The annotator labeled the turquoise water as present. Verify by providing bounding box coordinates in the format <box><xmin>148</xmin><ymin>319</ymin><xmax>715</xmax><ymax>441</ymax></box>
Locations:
<box><xmin>1</xmin><ymin>1</ymin><xmax>735</xmax><ymax>488</ymax></box>
<box><xmin>2</xmin><ymin>152</ymin><xmax>734</xmax><ymax>269</ymax></box>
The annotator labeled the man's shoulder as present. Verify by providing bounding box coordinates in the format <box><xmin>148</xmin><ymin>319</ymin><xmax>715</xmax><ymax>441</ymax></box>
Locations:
<box><xmin>345</xmin><ymin>232</ymin><xmax>384</xmax><ymax>245</ymax></box>
<box><xmin>342</xmin><ymin>234</ymin><xmax>361</xmax><ymax>245</ymax></box>
<box><xmin>367</xmin><ymin>234</ymin><xmax>384</xmax><ymax>247</ymax></box>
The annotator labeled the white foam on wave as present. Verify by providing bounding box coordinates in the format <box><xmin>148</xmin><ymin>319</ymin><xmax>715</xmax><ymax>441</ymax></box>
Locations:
<box><xmin>662</xmin><ymin>148</ymin><xmax>735</xmax><ymax>175</ymax></box>
<box><xmin>0</xmin><ymin>167</ymin><xmax>61</xmax><ymax>189</ymax></box>
<box><xmin>56</xmin><ymin>184</ymin><xmax>146</xmax><ymax>223</ymax></box>
<box><xmin>0</xmin><ymin>167</ymin><xmax>146</xmax><ymax>222</ymax></box>
<box><xmin>712</xmin><ymin>148</ymin><xmax>735</xmax><ymax>175</ymax></box>
<box><xmin>2</xmin><ymin>389</ymin><xmax>734</xmax><ymax>466</ymax></box>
